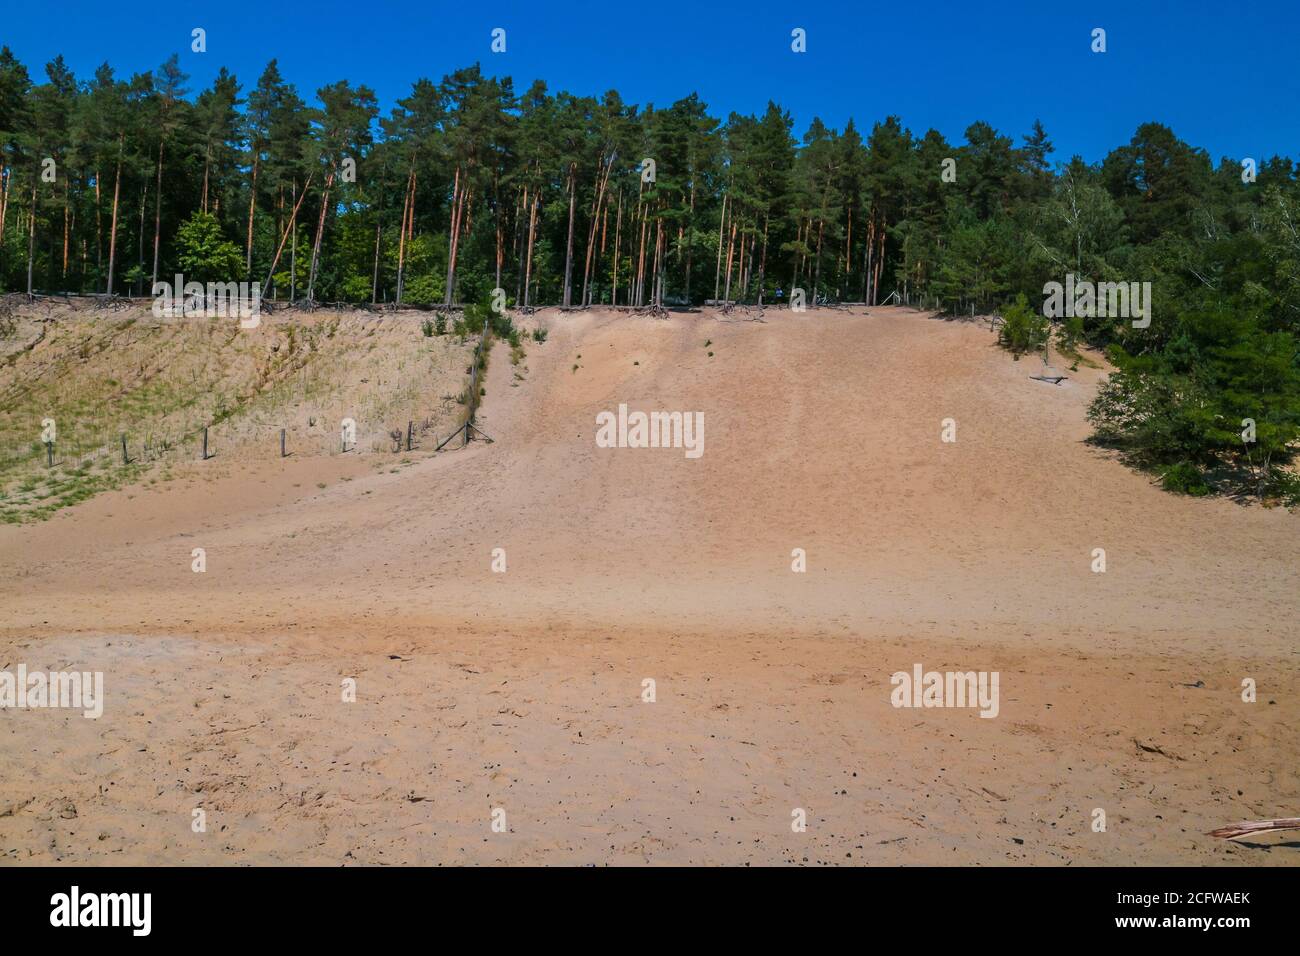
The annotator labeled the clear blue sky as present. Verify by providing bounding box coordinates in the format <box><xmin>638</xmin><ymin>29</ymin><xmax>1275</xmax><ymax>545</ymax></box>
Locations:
<box><xmin>5</xmin><ymin>0</ymin><xmax>1297</xmax><ymax>164</ymax></box>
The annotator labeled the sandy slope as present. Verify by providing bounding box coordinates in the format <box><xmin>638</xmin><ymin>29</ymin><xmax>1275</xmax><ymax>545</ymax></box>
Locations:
<box><xmin>1</xmin><ymin>306</ymin><xmax>1296</xmax><ymax>865</ymax></box>
<box><xmin>0</xmin><ymin>304</ymin><xmax>473</xmax><ymax>522</ymax></box>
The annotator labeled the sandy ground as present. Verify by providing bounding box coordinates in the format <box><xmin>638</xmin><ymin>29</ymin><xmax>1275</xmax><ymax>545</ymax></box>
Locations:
<box><xmin>1</xmin><ymin>306</ymin><xmax>1297</xmax><ymax>865</ymax></box>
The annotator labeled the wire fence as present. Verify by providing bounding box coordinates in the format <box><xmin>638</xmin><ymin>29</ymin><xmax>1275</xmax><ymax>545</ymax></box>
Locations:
<box><xmin>4</xmin><ymin>408</ymin><xmax>467</xmax><ymax>479</ymax></box>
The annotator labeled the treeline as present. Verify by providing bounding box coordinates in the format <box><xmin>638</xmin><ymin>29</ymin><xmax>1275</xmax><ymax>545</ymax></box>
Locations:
<box><xmin>0</xmin><ymin>49</ymin><xmax>1297</xmax><ymax>498</ymax></box>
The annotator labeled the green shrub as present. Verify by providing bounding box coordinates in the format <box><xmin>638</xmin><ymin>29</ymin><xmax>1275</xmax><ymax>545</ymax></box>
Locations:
<box><xmin>997</xmin><ymin>293</ymin><xmax>1049</xmax><ymax>357</ymax></box>
<box><xmin>1161</xmin><ymin>462</ymin><xmax>1211</xmax><ymax>496</ymax></box>
<box><xmin>1089</xmin><ymin>307</ymin><xmax>1300</xmax><ymax>497</ymax></box>
<box><xmin>1057</xmin><ymin>315</ymin><xmax>1085</xmax><ymax>354</ymax></box>
<box><xmin>175</xmin><ymin>211</ymin><xmax>243</xmax><ymax>283</ymax></box>
<box><xmin>1265</xmin><ymin>469</ymin><xmax>1300</xmax><ymax>506</ymax></box>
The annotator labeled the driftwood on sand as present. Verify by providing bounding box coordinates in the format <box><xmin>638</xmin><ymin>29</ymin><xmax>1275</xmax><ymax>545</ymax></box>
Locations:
<box><xmin>1206</xmin><ymin>818</ymin><xmax>1300</xmax><ymax>840</ymax></box>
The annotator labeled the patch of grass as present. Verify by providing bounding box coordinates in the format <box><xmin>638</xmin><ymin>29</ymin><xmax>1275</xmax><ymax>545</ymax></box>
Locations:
<box><xmin>0</xmin><ymin>462</ymin><xmax>143</xmax><ymax>524</ymax></box>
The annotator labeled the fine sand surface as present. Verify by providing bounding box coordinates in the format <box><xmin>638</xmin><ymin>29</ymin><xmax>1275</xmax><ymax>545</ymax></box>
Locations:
<box><xmin>1</xmin><ymin>306</ymin><xmax>1297</xmax><ymax>865</ymax></box>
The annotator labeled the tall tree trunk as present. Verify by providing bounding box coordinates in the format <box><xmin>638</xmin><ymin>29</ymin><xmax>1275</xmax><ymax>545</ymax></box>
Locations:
<box><xmin>137</xmin><ymin>178</ymin><xmax>147</xmax><ymax>296</ymax></box>
<box><xmin>106</xmin><ymin>138</ymin><xmax>123</xmax><ymax>295</ymax></box>
<box><xmin>743</xmin><ymin>228</ymin><xmax>754</xmax><ymax>299</ymax></box>
<box><xmin>371</xmin><ymin>220</ymin><xmax>382</xmax><ymax>303</ymax></box>
<box><xmin>245</xmin><ymin>156</ymin><xmax>258</xmax><ymax>274</ymax></box>
<box><xmin>494</xmin><ymin>201</ymin><xmax>503</xmax><ymax>292</ymax></box>
<box><xmin>25</xmin><ymin>177</ymin><xmax>37</xmax><ymax>295</ymax></box>
<box><xmin>94</xmin><ymin>168</ymin><xmax>102</xmax><ymax>274</ymax></box>
<box><xmin>261</xmin><ymin>171</ymin><xmax>314</xmax><ymax>293</ymax></box>
<box><xmin>634</xmin><ymin>191</ymin><xmax>648</xmax><ymax>306</ymax></box>
<box><xmin>461</xmin><ymin>187</ymin><xmax>474</xmax><ymax>253</ymax></box>
<box><xmin>562</xmin><ymin>164</ymin><xmax>576</xmax><ymax>308</ymax></box>
<box><xmin>579</xmin><ymin>188</ymin><xmax>599</xmax><ymax>307</ymax></box>
<box><xmin>844</xmin><ymin>204</ymin><xmax>853</xmax><ymax>285</ymax></box>
<box><xmin>580</xmin><ymin>156</ymin><xmax>612</xmax><ymax>307</ymax></box>
<box><xmin>723</xmin><ymin>219</ymin><xmax>737</xmax><ymax>302</ymax></box>
<box><xmin>733</xmin><ymin>229</ymin><xmax>744</xmax><ymax>300</ymax></box>
<box><xmin>654</xmin><ymin>218</ymin><xmax>665</xmax><ymax>307</ymax></box>
<box><xmin>395</xmin><ymin>164</ymin><xmax>415</xmax><ymax>305</ymax></box>
<box><xmin>611</xmin><ymin>191</ymin><xmax>622</xmax><ymax>306</ymax></box>
<box><xmin>791</xmin><ymin>218</ymin><xmax>801</xmax><ymax>291</ymax></box>
<box><xmin>713</xmin><ymin>193</ymin><xmax>727</xmax><ymax>301</ymax></box>
<box><xmin>443</xmin><ymin>165</ymin><xmax>462</xmax><ymax>308</ymax></box>
<box><xmin>523</xmin><ymin>191</ymin><xmax>538</xmax><ymax>309</ymax></box>
<box><xmin>649</xmin><ymin>217</ymin><xmax>660</xmax><ymax>307</ymax></box>
<box><xmin>306</xmin><ymin>170</ymin><xmax>335</xmax><ymax>304</ymax></box>
<box><xmin>683</xmin><ymin>182</ymin><xmax>696</xmax><ymax>303</ymax></box>
<box><xmin>62</xmin><ymin>178</ymin><xmax>70</xmax><ymax>279</ymax></box>
<box><xmin>745</xmin><ymin>230</ymin><xmax>755</xmax><ymax>301</ymax></box>
<box><xmin>514</xmin><ymin>186</ymin><xmax>527</xmax><ymax>305</ymax></box>
<box><xmin>861</xmin><ymin>214</ymin><xmax>873</xmax><ymax>302</ymax></box>
<box><xmin>812</xmin><ymin>219</ymin><xmax>825</xmax><ymax>300</ymax></box>
<box><xmin>201</xmin><ymin>143</ymin><xmax>211</xmax><ymax>213</ymax></box>
<box><xmin>871</xmin><ymin>222</ymin><xmax>885</xmax><ymax>305</ymax></box>
<box><xmin>403</xmin><ymin>168</ymin><xmax>417</xmax><ymax>299</ymax></box>
<box><xmin>595</xmin><ymin>196</ymin><xmax>609</xmax><ymax>306</ymax></box>
<box><xmin>290</xmin><ymin>178</ymin><xmax>298</xmax><ymax>300</ymax></box>
<box><xmin>790</xmin><ymin>217</ymin><xmax>800</xmax><ymax>287</ymax></box>
<box><xmin>0</xmin><ymin>164</ymin><xmax>10</xmax><ymax>246</ymax></box>
<box><xmin>151</xmin><ymin>138</ymin><xmax>164</xmax><ymax>289</ymax></box>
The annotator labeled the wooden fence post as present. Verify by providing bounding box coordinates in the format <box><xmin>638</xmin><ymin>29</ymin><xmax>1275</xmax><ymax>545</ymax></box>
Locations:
<box><xmin>281</xmin><ymin>428</ymin><xmax>287</xmax><ymax>458</ymax></box>
<box><xmin>202</xmin><ymin>427</ymin><xmax>209</xmax><ymax>460</ymax></box>
<box><xmin>121</xmin><ymin>434</ymin><xmax>129</xmax><ymax>464</ymax></box>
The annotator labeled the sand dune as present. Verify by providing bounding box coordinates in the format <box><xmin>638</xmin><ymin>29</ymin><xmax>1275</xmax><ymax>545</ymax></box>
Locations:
<box><xmin>1</xmin><ymin>306</ymin><xmax>1296</xmax><ymax>865</ymax></box>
